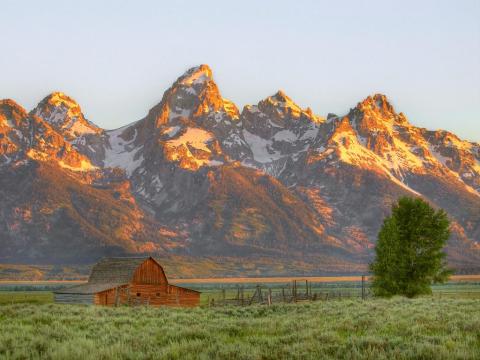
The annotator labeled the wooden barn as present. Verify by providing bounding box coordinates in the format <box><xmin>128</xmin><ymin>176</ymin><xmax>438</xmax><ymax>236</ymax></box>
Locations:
<box><xmin>54</xmin><ymin>257</ymin><xmax>200</xmax><ymax>307</ymax></box>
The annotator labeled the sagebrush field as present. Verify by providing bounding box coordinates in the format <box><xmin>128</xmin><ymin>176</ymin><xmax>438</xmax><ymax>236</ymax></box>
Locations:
<box><xmin>1</xmin><ymin>297</ymin><xmax>479</xmax><ymax>359</ymax></box>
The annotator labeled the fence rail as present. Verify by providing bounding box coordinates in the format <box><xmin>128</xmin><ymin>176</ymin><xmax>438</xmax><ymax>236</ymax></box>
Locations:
<box><xmin>205</xmin><ymin>278</ymin><xmax>373</xmax><ymax>307</ymax></box>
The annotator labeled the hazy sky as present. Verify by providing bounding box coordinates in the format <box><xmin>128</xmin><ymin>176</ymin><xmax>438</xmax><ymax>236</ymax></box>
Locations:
<box><xmin>1</xmin><ymin>0</ymin><xmax>479</xmax><ymax>141</ymax></box>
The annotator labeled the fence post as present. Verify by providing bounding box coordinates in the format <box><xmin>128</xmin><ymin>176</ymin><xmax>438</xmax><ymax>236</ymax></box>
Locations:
<box><xmin>293</xmin><ymin>280</ymin><xmax>297</xmax><ymax>302</ymax></box>
<box><xmin>361</xmin><ymin>275</ymin><xmax>365</xmax><ymax>300</ymax></box>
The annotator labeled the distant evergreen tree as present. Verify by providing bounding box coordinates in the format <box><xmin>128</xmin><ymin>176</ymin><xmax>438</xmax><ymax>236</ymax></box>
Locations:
<box><xmin>370</xmin><ymin>197</ymin><xmax>452</xmax><ymax>297</ymax></box>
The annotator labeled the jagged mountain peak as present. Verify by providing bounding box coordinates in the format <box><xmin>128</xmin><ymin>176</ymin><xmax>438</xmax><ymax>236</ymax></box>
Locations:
<box><xmin>359</xmin><ymin>93</ymin><xmax>391</xmax><ymax>108</ymax></box>
<box><xmin>0</xmin><ymin>99</ymin><xmax>28</xmax><ymax>124</ymax></box>
<box><xmin>42</xmin><ymin>91</ymin><xmax>80</xmax><ymax>108</ymax></box>
<box><xmin>177</xmin><ymin>64</ymin><xmax>213</xmax><ymax>86</ymax></box>
<box><xmin>271</xmin><ymin>89</ymin><xmax>291</xmax><ymax>101</ymax></box>
<box><xmin>254</xmin><ymin>90</ymin><xmax>323</xmax><ymax>124</ymax></box>
<box><xmin>0</xmin><ymin>99</ymin><xmax>28</xmax><ymax>114</ymax></box>
<box><xmin>355</xmin><ymin>93</ymin><xmax>399</xmax><ymax>120</ymax></box>
<box><xmin>0</xmin><ymin>97</ymin><xmax>98</xmax><ymax>172</ymax></box>
<box><xmin>260</xmin><ymin>90</ymin><xmax>302</xmax><ymax>114</ymax></box>
<box><xmin>101</xmin><ymin>65</ymin><xmax>241</xmax><ymax>176</ymax></box>
<box><xmin>145</xmin><ymin>64</ymin><xmax>238</xmax><ymax>128</ymax></box>
<box><xmin>33</xmin><ymin>91</ymin><xmax>100</xmax><ymax>140</ymax></box>
<box><xmin>0</xmin><ymin>98</ymin><xmax>26</xmax><ymax>110</ymax></box>
<box><xmin>343</xmin><ymin>93</ymin><xmax>409</xmax><ymax>140</ymax></box>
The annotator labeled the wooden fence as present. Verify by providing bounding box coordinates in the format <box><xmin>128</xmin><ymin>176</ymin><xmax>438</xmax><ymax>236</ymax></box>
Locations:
<box><xmin>206</xmin><ymin>277</ymin><xmax>371</xmax><ymax>307</ymax></box>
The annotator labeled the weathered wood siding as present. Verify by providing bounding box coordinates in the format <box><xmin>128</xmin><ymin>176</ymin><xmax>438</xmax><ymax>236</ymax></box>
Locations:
<box><xmin>94</xmin><ymin>284</ymin><xmax>199</xmax><ymax>307</ymax></box>
<box><xmin>124</xmin><ymin>284</ymin><xmax>200</xmax><ymax>307</ymax></box>
<box><xmin>95</xmin><ymin>288</ymin><xmax>115</xmax><ymax>305</ymax></box>
<box><xmin>54</xmin><ymin>293</ymin><xmax>94</xmax><ymax>305</ymax></box>
<box><xmin>132</xmin><ymin>258</ymin><xmax>168</xmax><ymax>286</ymax></box>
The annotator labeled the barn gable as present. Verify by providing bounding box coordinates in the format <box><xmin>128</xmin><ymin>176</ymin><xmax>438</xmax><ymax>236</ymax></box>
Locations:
<box><xmin>131</xmin><ymin>257</ymin><xmax>168</xmax><ymax>285</ymax></box>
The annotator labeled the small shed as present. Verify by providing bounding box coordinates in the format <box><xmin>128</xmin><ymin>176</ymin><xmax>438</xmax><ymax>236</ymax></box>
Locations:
<box><xmin>54</xmin><ymin>257</ymin><xmax>200</xmax><ymax>307</ymax></box>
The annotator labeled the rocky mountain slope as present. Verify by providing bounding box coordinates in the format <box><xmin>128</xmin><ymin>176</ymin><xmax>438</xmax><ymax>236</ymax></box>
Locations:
<box><xmin>1</xmin><ymin>65</ymin><xmax>479</xmax><ymax>274</ymax></box>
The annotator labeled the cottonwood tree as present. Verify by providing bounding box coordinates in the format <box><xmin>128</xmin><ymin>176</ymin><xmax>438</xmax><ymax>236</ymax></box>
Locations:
<box><xmin>370</xmin><ymin>196</ymin><xmax>452</xmax><ymax>297</ymax></box>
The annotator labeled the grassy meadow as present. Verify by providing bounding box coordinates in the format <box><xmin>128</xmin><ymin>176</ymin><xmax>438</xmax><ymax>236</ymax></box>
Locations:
<box><xmin>0</xmin><ymin>291</ymin><xmax>53</xmax><ymax>305</ymax></box>
<box><xmin>0</xmin><ymin>294</ymin><xmax>479</xmax><ymax>359</ymax></box>
<box><xmin>0</xmin><ymin>281</ymin><xmax>479</xmax><ymax>359</ymax></box>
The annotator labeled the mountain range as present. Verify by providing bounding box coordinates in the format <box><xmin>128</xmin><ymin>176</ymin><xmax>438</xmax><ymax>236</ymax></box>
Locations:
<box><xmin>1</xmin><ymin>65</ymin><xmax>479</xmax><ymax>275</ymax></box>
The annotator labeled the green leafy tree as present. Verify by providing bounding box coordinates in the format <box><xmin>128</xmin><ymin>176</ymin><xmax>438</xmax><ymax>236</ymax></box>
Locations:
<box><xmin>370</xmin><ymin>196</ymin><xmax>452</xmax><ymax>297</ymax></box>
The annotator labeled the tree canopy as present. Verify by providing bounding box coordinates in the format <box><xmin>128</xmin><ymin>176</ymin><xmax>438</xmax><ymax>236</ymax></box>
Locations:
<box><xmin>370</xmin><ymin>196</ymin><xmax>452</xmax><ymax>297</ymax></box>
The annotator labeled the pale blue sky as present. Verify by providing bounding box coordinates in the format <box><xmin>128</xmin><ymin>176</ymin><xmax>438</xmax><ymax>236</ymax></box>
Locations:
<box><xmin>1</xmin><ymin>0</ymin><xmax>479</xmax><ymax>141</ymax></box>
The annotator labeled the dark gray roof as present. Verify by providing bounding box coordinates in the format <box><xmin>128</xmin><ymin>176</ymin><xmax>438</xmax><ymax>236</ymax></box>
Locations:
<box><xmin>88</xmin><ymin>257</ymin><xmax>152</xmax><ymax>284</ymax></box>
<box><xmin>54</xmin><ymin>282</ymin><xmax>125</xmax><ymax>294</ymax></box>
<box><xmin>54</xmin><ymin>257</ymin><xmax>157</xmax><ymax>295</ymax></box>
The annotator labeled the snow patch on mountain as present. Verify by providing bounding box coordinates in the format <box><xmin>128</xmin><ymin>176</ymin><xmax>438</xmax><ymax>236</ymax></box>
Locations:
<box><xmin>69</xmin><ymin>119</ymin><xmax>98</xmax><ymax>136</ymax></box>
<box><xmin>273</xmin><ymin>129</ymin><xmax>297</xmax><ymax>142</ymax></box>
<box><xmin>243</xmin><ymin>130</ymin><xmax>282</xmax><ymax>163</ymax></box>
<box><xmin>169</xmin><ymin>108</ymin><xmax>191</xmax><ymax>120</ymax></box>
<box><xmin>428</xmin><ymin>145</ymin><xmax>451</xmax><ymax>167</ymax></box>
<box><xmin>300</xmin><ymin>125</ymin><xmax>319</xmax><ymax>141</ymax></box>
<box><xmin>104</xmin><ymin>127</ymin><xmax>144</xmax><ymax>175</ymax></box>
<box><xmin>180</xmin><ymin>70</ymin><xmax>210</xmax><ymax>86</ymax></box>
<box><xmin>261</xmin><ymin>157</ymin><xmax>289</xmax><ymax>177</ymax></box>
<box><xmin>164</xmin><ymin>127</ymin><xmax>223</xmax><ymax>168</ymax></box>
<box><xmin>178</xmin><ymin>65</ymin><xmax>212</xmax><ymax>87</ymax></box>
<box><xmin>162</xmin><ymin>126</ymin><xmax>181</xmax><ymax>138</ymax></box>
<box><xmin>167</xmin><ymin>127</ymin><xmax>213</xmax><ymax>153</ymax></box>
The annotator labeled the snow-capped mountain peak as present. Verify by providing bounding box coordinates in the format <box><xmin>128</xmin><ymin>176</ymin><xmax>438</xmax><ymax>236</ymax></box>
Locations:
<box><xmin>32</xmin><ymin>92</ymin><xmax>100</xmax><ymax>140</ymax></box>
<box><xmin>178</xmin><ymin>64</ymin><xmax>213</xmax><ymax>87</ymax></box>
<box><xmin>0</xmin><ymin>98</ymin><xmax>97</xmax><ymax>171</ymax></box>
<box><xmin>256</xmin><ymin>90</ymin><xmax>323</xmax><ymax>124</ymax></box>
<box><xmin>144</xmin><ymin>64</ymin><xmax>237</xmax><ymax>129</ymax></box>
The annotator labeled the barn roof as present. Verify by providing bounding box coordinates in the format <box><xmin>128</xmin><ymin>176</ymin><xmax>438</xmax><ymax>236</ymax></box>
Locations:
<box><xmin>54</xmin><ymin>256</ymin><xmax>160</xmax><ymax>295</ymax></box>
<box><xmin>54</xmin><ymin>282</ymin><xmax>125</xmax><ymax>294</ymax></box>
<box><xmin>88</xmin><ymin>257</ymin><xmax>154</xmax><ymax>284</ymax></box>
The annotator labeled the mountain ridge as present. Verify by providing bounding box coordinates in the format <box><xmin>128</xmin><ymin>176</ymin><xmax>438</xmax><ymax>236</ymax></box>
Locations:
<box><xmin>1</xmin><ymin>64</ymin><xmax>479</xmax><ymax>273</ymax></box>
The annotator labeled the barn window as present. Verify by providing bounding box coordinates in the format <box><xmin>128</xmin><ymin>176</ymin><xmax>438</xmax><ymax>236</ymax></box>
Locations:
<box><xmin>136</xmin><ymin>293</ymin><xmax>141</xmax><ymax>297</ymax></box>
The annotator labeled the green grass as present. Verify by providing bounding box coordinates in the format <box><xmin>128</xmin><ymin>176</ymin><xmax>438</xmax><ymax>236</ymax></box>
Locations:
<box><xmin>0</xmin><ymin>297</ymin><xmax>479</xmax><ymax>359</ymax></box>
<box><xmin>0</xmin><ymin>292</ymin><xmax>53</xmax><ymax>305</ymax></box>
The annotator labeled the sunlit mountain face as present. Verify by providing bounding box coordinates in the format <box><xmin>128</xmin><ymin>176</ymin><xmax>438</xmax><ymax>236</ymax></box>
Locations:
<box><xmin>0</xmin><ymin>65</ymin><xmax>479</xmax><ymax>274</ymax></box>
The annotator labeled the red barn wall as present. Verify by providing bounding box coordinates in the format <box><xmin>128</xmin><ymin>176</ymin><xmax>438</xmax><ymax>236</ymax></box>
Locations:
<box><xmin>126</xmin><ymin>284</ymin><xmax>199</xmax><ymax>307</ymax></box>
